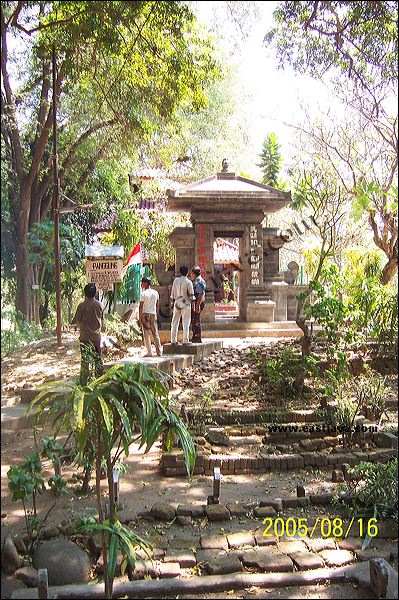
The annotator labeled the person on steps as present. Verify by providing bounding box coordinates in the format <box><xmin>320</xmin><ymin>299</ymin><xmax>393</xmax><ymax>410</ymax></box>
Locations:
<box><xmin>170</xmin><ymin>266</ymin><xmax>195</xmax><ymax>345</ymax></box>
<box><xmin>191</xmin><ymin>266</ymin><xmax>206</xmax><ymax>343</ymax></box>
<box><xmin>138</xmin><ymin>277</ymin><xmax>163</xmax><ymax>357</ymax></box>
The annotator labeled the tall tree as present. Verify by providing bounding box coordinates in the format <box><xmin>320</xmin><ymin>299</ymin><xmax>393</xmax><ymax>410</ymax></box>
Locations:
<box><xmin>1</xmin><ymin>1</ymin><xmax>220</xmax><ymax>320</ymax></box>
<box><xmin>265</xmin><ymin>1</ymin><xmax>398</xmax><ymax>283</ymax></box>
<box><xmin>257</xmin><ymin>133</ymin><xmax>282</xmax><ymax>187</ymax></box>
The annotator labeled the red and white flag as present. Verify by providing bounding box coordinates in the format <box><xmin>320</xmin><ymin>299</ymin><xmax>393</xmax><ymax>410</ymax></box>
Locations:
<box><xmin>121</xmin><ymin>242</ymin><xmax>141</xmax><ymax>277</ymax></box>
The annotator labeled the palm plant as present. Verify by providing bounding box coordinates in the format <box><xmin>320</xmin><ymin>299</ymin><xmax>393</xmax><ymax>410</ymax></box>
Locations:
<box><xmin>29</xmin><ymin>362</ymin><xmax>195</xmax><ymax>597</ymax></box>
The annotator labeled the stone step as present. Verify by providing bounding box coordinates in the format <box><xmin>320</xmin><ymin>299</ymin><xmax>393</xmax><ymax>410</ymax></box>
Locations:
<box><xmin>163</xmin><ymin>340</ymin><xmax>222</xmax><ymax>357</ymax></box>
<box><xmin>204</xmin><ymin>321</ymin><xmax>302</xmax><ymax>330</ymax></box>
<box><xmin>187</xmin><ymin>409</ymin><xmax>318</xmax><ymax>425</ymax></box>
<box><xmin>1</xmin><ymin>404</ymin><xmax>48</xmax><ymax>431</ymax></box>
<box><xmin>159</xmin><ymin>329</ymin><xmax>303</xmax><ymax>341</ymax></box>
<box><xmin>105</xmin><ymin>354</ymin><xmax>195</xmax><ymax>375</ymax></box>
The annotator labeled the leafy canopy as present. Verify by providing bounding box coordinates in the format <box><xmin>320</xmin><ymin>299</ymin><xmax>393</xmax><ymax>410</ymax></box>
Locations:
<box><xmin>265</xmin><ymin>1</ymin><xmax>398</xmax><ymax>88</ymax></box>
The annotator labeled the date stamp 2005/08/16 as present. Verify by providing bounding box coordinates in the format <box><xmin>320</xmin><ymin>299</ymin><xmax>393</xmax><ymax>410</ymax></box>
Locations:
<box><xmin>262</xmin><ymin>517</ymin><xmax>379</xmax><ymax>539</ymax></box>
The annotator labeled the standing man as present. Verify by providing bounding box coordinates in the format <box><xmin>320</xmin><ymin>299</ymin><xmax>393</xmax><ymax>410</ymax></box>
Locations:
<box><xmin>71</xmin><ymin>283</ymin><xmax>104</xmax><ymax>386</ymax></box>
<box><xmin>138</xmin><ymin>277</ymin><xmax>162</xmax><ymax>357</ymax></box>
<box><xmin>170</xmin><ymin>265</ymin><xmax>195</xmax><ymax>345</ymax></box>
<box><xmin>191</xmin><ymin>266</ymin><xmax>206</xmax><ymax>343</ymax></box>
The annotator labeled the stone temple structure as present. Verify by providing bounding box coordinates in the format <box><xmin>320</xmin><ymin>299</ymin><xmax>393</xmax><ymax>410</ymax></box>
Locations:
<box><xmin>163</xmin><ymin>162</ymin><xmax>307</xmax><ymax>325</ymax></box>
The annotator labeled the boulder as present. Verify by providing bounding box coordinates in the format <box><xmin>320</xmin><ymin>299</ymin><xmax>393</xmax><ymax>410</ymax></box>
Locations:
<box><xmin>32</xmin><ymin>539</ymin><xmax>91</xmax><ymax>586</ymax></box>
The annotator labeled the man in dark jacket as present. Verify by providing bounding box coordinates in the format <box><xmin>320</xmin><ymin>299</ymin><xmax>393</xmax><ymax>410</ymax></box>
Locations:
<box><xmin>71</xmin><ymin>283</ymin><xmax>104</xmax><ymax>385</ymax></box>
<box><xmin>191</xmin><ymin>266</ymin><xmax>206</xmax><ymax>343</ymax></box>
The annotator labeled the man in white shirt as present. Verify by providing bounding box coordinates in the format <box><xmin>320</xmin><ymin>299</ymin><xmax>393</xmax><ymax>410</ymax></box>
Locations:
<box><xmin>170</xmin><ymin>265</ymin><xmax>195</xmax><ymax>345</ymax></box>
<box><xmin>138</xmin><ymin>277</ymin><xmax>162</xmax><ymax>357</ymax></box>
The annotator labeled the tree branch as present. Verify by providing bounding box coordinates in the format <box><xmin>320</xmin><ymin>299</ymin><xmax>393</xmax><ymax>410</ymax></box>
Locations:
<box><xmin>1</xmin><ymin>6</ymin><xmax>25</xmax><ymax>183</ymax></box>
<box><xmin>65</xmin><ymin>142</ymin><xmax>109</xmax><ymax>203</ymax></box>
<box><xmin>59</xmin><ymin>119</ymin><xmax>118</xmax><ymax>181</ymax></box>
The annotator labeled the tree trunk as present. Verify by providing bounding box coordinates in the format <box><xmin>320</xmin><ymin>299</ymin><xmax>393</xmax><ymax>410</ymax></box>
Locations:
<box><xmin>381</xmin><ymin>256</ymin><xmax>398</xmax><ymax>285</ymax></box>
<box><xmin>295</xmin><ymin>294</ymin><xmax>312</xmax><ymax>358</ymax></box>
<box><xmin>15</xmin><ymin>242</ymin><xmax>30</xmax><ymax>321</ymax></box>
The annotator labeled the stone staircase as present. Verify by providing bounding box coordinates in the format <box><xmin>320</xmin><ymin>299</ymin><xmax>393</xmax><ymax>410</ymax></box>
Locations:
<box><xmin>0</xmin><ymin>341</ymin><xmax>222</xmax><ymax>438</ymax></box>
<box><xmin>158</xmin><ymin>321</ymin><xmax>306</xmax><ymax>341</ymax></box>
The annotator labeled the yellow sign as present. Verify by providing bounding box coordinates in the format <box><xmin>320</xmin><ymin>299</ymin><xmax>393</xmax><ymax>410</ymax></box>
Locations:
<box><xmin>86</xmin><ymin>258</ymin><xmax>123</xmax><ymax>290</ymax></box>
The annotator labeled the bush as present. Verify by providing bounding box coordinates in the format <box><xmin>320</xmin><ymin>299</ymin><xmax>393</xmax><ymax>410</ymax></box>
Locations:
<box><xmin>344</xmin><ymin>459</ymin><xmax>398</xmax><ymax>520</ymax></box>
<box><xmin>102</xmin><ymin>313</ymin><xmax>141</xmax><ymax>349</ymax></box>
<box><xmin>252</xmin><ymin>346</ymin><xmax>306</xmax><ymax>398</ymax></box>
<box><xmin>1</xmin><ymin>310</ymin><xmax>48</xmax><ymax>357</ymax></box>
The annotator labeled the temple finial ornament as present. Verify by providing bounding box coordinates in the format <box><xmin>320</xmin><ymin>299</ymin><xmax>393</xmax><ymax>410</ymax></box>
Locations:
<box><xmin>221</xmin><ymin>158</ymin><xmax>229</xmax><ymax>172</ymax></box>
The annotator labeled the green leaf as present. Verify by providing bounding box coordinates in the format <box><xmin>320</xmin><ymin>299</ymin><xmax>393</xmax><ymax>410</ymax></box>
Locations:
<box><xmin>73</xmin><ymin>388</ymin><xmax>85</xmax><ymax>429</ymax></box>
<box><xmin>107</xmin><ymin>531</ymin><xmax>119</xmax><ymax>582</ymax></box>
<box><xmin>98</xmin><ymin>395</ymin><xmax>114</xmax><ymax>436</ymax></box>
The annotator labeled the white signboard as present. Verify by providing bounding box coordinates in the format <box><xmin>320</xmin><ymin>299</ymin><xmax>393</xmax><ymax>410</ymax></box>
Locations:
<box><xmin>85</xmin><ymin>244</ymin><xmax>124</xmax><ymax>258</ymax></box>
<box><xmin>86</xmin><ymin>258</ymin><xmax>124</xmax><ymax>290</ymax></box>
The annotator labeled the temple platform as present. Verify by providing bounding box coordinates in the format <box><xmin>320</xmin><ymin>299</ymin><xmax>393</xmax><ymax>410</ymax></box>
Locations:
<box><xmin>158</xmin><ymin>321</ymin><xmax>306</xmax><ymax>342</ymax></box>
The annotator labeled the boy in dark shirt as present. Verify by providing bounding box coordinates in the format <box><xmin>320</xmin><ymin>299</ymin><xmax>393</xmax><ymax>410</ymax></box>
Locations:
<box><xmin>71</xmin><ymin>283</ymin><xmax>104</xmax><ymax>385</ymax></box>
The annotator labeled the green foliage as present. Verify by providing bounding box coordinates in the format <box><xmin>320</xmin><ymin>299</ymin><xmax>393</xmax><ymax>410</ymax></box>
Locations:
<box><xmin>257</xmin><ymin>133</ymin><xmax>283</xmax><ymax>188</ymax></box>
<box><xmin>323</xmin><ymin>352</ymin><xmax>352</xmax><ymax>398</ymax></box>
<box><xmin>344</xmin><ymin>459</ymin><xmax>398</xmax><ymax>521</ymax></box>
<box><xmin>102</xmin><ymin>313</ymin><xmax>141</xmax><ymax>350</ymax></box>
<box><xmin>27</xmin><ymin>221</ymin><xmax>84</xmax><ymax>275</ymax></box>
<box><xmin>0</xmin><ymin>310</ymin><xmax>49</xmax><ymax>357</ymax></box>
<box><xmin>7</xmin><ymin>453</ymin><xmax>44</xmax><ymax>503</ymax></box>
<box><xmin>30</xmin><ymin>361</ymin><xmax>195</xmax><ymax>596</ymax></box>
<box><xmin>30</xmin><ymin>362</ymin><xmax>195</xmax><ymax>475</ymax></box>
<box><xmin>346</xmin><ymin>259</ymin><xmax>398</xmax><ymax>350</ymax></box>
<box><xmin>7</xmin><ymin>445</ymin><xmax>68</xmax><ymax>551</ymax></box>
<box><xmin>78</xmin><ymin>518</ymin><xmax>152</xmax><ymax>579</ymax></box>
<box><xmin>356</xmin><ymin>372</ymin><xmax>390</xmax><ymax>423</ymax></box>
<box><xmin>252</xmin><ymin>347</ymin><xmax>305</xmax><ymax>398</ymax></box>
<box><xmin>306</xmin><ymin>276</ymin><xmax>350</xmax><ymax>350</ymax></box>
<box><xmin>304</xmin><ymin>258</ymin><xmax>398</xmax><ymax>353</ymax></box>
<box><xmin>2</xmin><ymin>0</ymin><xmax>221</xmax><ymax>321</ymax></box>
<box><xmin>265</xmin><ymin>2</ymin><xmax>398</xmax><ymax>88</ymax></box>
<box><xmin>41</xmin><ymin>437</ymin><xmax>63</xmax><ymax>461</ymax></box>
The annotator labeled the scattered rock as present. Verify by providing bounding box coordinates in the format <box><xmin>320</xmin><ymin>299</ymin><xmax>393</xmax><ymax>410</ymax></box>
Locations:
<box><xmin>176</xmin><ymin>515</ymin><xmax>192</xmax><ymax>526</ymax></box>
<box><xmin>369</xmin><ymin>558</ymin><xmax>390</xmax><ymax>599</ymax></box>
<box><xmin>200</xmin><ymin>534</ymin><xmax>228</xmax><ymax>551</ymax></box>
<box><xmin>356</xmin><ymin>549</ymin><xmax>392</xmax><ymax>562</ymax></box>
<box><xmin>41</xmin><ymin>525</ymin><xmax>59</xmax><ymax>539</ymax></box>
<box><xmin>163</xmin><ymin>550</ymin><xmax>196</xmax><ymax>568</ymax></box>
<box><xmin>227</xmin><ymin>531</ymin><xmax>255</xmax><ymax>549</ymax></box>
<box><xmin>150</xmin><ymin>503</ymin><xmax>176</xmax><ymax>522</ymax></box>
<box><xmin>332</xmin><ymin>469</ymin><xmax>345</xmax><ymax>483</ymax></box>
<box><xmin>1</xmin><ymin>537</ymin><xmax>22</xmax><ymax>575</ymax></box>
<box><xmin>158</xmin><ymin>563</ymin><xmax>181</xmax><ymax>578</ymax></box>
<box><xmin>226</xmin><ymin>503</ymin><xmax>247</xmax><ymax>518</ymax></box>
<box><xmin>0</xmin><ymin>576</ymin><xmax>27</xmax><ymax>599</ymax></box>
<box><xmin>14</xmin><ymin>566</ymin><xmax>38</xmax><ymax>587</ymax></box>
<box><xmin>254</xmin><ymin>506</ymin><xmax>276</xmax><ymax>518</ymax></box>
<box><xmin>207</xmin><ymin>428</ymin><xmax>229</xmax><ymax>446</ymax></box>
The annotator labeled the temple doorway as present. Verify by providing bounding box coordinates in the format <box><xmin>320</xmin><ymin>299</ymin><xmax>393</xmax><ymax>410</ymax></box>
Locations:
<box><xmin>213</xmin><ymin>237</ymin><xmax>240</xmax><ymax>320</ymax></box>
